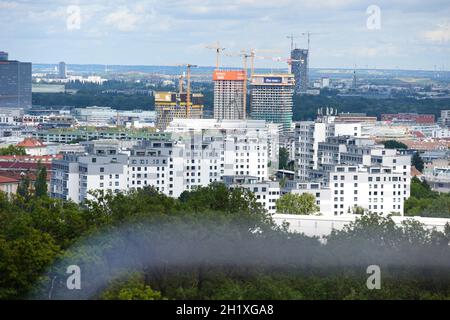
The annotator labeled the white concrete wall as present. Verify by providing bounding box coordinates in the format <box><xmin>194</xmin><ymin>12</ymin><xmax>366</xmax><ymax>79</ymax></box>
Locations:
<box><xmin>273</xmin><ymin>214</ymin><xmax>450</xmax><ymax>239</ymax></box>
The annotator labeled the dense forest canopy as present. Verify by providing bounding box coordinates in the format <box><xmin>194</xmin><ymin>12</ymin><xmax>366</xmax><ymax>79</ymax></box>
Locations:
<box><xmin>2</xmin><ymin>182</ymin><xmax>450</xmax><ymax>300</ymax></box>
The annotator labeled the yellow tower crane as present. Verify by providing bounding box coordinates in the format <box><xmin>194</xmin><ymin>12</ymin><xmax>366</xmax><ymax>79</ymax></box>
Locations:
<box><xmin>177</xmin><ymin>64</ymin><xmax>197</xmax><ymax>118</ymax></box>
<box><xmin>225</xmin><ymin>49</ymin><xmax>284</xmax><ymax>119</ymax></box>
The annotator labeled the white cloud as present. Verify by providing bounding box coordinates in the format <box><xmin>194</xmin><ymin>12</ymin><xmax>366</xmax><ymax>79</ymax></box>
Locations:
<box><xmin>27</xmin><ymin>6</ymin><xmax>67</xmax><ymax>23</ymax></box>
<box><xmin>422</xmin><ymin>23</ymin><xmax>450</xmax><ymax>43</ymax></box>
<box><xmin>300</xmin><ymin>0</ymin><xmax>359</xmax><ymax>9</ymax></box>
<box><xmin>104</xmin><ymin>8</ymin><xmax>142</xmax><ymax>32</ymax></box>
<box><xmin>0</xmin><ymin>1</ymin><xmax>18</xmax><ymax>10</ymax></box>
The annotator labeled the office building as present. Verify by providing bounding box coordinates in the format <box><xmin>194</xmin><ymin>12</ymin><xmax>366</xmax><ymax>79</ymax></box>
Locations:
<box><xmin>250</xmin><ymin>74</ymin><xmax>295</xmax><ymax>132</ymax></box>
<box><xmin>0</xmin><ymin>52</ymin><xmax>32</xmax><ymax>109</ymax></box>
<box><xmin>73</xmin><ymin>106</ymin><xmax>156</xmax><ymax>127</ymax></box>
<box><xmin>291</xmin><ymin>48</ymin><xmax>308</xmax><ymax>93</ymax></box>
<box><xmin>33</xmin><ymin>128</ymin><xmax>169</xmax><ymax>144</ymax></box>
<box><xmin>213</xmin><ymin>70</ymin><xmax>246</xmax><ymax>120</ymax></box>
<box><xmin>58</xmin><ymin>62</ymin><xmax>67</xmax><ymax>79</ymax></box>
<box><xmin>0</xmin><ymin>52</ymin><xmax>8</xmax><ymax>61</ymax></box>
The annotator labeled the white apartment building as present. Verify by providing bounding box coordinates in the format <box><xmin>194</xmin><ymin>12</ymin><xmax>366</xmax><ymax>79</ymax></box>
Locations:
<box><xmin>127</xmin><ymin>140</ymin><xmax>185</xmax><ymax>197</ymax></box>
<box><xmin>52</xmin><ymin>120</ymin><xmax>275</xmax><ymax>202</ymax></box>
<box><xmin>290</xmin><ymin>114</ymin><xmax>411</xmax><ymax>216</ymax></box>
<box><xmin>286</xmin><ymin>164</ymin><xmax>410</xmax><ymax>216</ymax></box>
<box><xmin>223</xmin><ymin>176</ymin><xmax>280</xmax><ymax>214</ymax></box>
<box><xmin>167</xmin><ymin>119</ymin><xmax>277</xmax><ymax>181</ymax></box>
<box><xmin>295</xmin><ymin>114</ymin><xmax>362</xmax><ymax>180</ymax></box>
<box><xmin>51</xmin><ymin>147</ymin><xmax>129</xmax><ymax>203</ymax></box>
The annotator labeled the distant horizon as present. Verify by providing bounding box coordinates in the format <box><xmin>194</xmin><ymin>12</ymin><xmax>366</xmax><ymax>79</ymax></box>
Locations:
<box><xmin>31</xmin><ymin>63</ymin><xmax>450</xmax><ymax>74</ymax></box>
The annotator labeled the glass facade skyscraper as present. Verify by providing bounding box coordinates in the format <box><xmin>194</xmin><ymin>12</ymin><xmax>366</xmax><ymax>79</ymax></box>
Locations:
<box><xmin>291</xmin><ymin>48</ymin><xmax>308</xmax><ymax>93</ymax></box>
<box><xmin>0</xmin><ymin>52</ymin><xmax>32</xmax><ymax>109</ymax></box>
<box><xmin>250</xmin><ymin>74</ymin><xmax>294</xmax><ymax>132</ymax></box>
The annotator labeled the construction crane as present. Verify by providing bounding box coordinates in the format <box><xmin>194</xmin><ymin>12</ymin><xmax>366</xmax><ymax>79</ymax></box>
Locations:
<box><xmin>255</xmin><ymin>55</ymin><xmax>301</xmax><ymax>73</ymax></box>
<box><xmin>286</xmin><ymin>34</ymin><xmax>301</xmax><ymax>52</ymax></box>
<box><xmin>224</xmin><ymin>48</ymin><xmax>283</xmax><ymax>119</ymax></box>
<box><xmin>299</xmin><ymin>32</ymin><xmax>321</xmax><ymax>51</ymax></box>
<box><xmin>177</xmin><ymin>64</ymin><xmax>198</xmax><ymax>118</ymax></box>
<box><xmin>224</xmin><ymin>50</ymin><xmax>252</xmax><ymax>119</ymax></box>
<box><xmin>206</xmin><ymin>42</ymin><xmax>226</xmax><ymax>70</ymax></box>
<box><xmin>240</xmin><ymin>51</ymin><xmax>252</xmax><ymax>120</ymax></box>
<box><xmin>273</xmin><ymin>57</ymin><xmax>302</xmax><ymax>73</ymax></box>
<box><xmin>249</xmin><ymin>49</ymin><xmax>282</xmax><ymax>77</ymax></box>
<box><xmin>299</xmin><ymin>32</ymin><xmax>327</xmax><ymax>76</ymax></box>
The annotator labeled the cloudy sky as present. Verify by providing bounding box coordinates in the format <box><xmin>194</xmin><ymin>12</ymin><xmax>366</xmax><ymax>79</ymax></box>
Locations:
<box><xmin>1</xmin><ymin>0</ymin><xmax>449</xmax><ymax>70</ymax></box>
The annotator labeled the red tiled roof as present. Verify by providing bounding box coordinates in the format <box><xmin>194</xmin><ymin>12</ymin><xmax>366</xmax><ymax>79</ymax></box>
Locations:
<box><xmin>0</xmin><ymin>162</ymin><xmax>51</xmax><ymax>171</ymax></box>
<box><xmin>411</xmin><ymin>166</ymin><xmax>423</xmax><ymax>177</ymax></box>
<box><xmin>0</xmin><ymin>170</ymin><xmax>51</xmax><ymax>182</ymax></box>
<box><xmin>17</xmin><ymin>138</ymin><xmax>45</xmax><ymax>148</ymax></box>
<box><xmin>411</xmin><ymin>131</ymin><xmax>426</xmax><ymax>138</ymax></box>
<box><xmin>0</xmin><ymin>175</ymin><xmax>20</xmax><ymax>184</ymax></box>
<box><xmin>0</xmin><ymin>154</ymin><xmax>62</xmax><ymax>163</ymax></box>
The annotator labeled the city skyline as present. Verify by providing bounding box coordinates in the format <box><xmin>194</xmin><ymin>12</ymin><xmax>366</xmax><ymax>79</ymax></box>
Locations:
<box><xmin>0</xmin><ymin>0</ymin><xmax>449</xmax><ymax>71</ymax></box>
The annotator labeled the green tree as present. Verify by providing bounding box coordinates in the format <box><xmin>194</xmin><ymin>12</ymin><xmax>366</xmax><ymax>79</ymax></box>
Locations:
<box><xmin>410</xmin><ymin>177</ymin><xmax>436</xmax><ymax>199</ymax></box>
<box><xmin>412</xmin><ymin>152</ymin><xmax>425</xmax><ymax>172</ymax></box>
<box><xmin>101</xmin><ymin>273</ymin><xmax>163</xmax><ymax>300</ymax></box>
<box><xmin>383</xmin><ymin>140</ymin><xmax>408</xmax><ymax>150</ymax></box>
<box><xmin>276</xmin><ymin>193</ymin><xmax>320</xmax><ymax>215</ymax></box>
<box><xmin>34</xmin><ymin>165</ymin><xmax>48</xmax><ymax>198</ymax></box>
<box><xmin>3</xmin><ymin>176</ymin><xmax>450</xmax><ymax>300</ymax></box>
<box><xmin>16</xmin><ymin>173</ymin><xmax>31</xmax><ymax>199</ymax></box>
<box><xmin>279</xmin><ymin>147</ymin><xmax>290</xmax><ymax>170</ymax></box>
<box><xmin>0</xmin><ymin>145</ymin><xmax>27</xmax><ymax>156</ymax></box>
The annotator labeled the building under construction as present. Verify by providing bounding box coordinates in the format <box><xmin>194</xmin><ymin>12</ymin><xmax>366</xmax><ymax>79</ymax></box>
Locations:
<box><xmin>155</xmin><ymin>92</ymin><xmax>204</xmax><ymax>131</ymax></box>
<box><xmin>213</xmin><ymin>70</ymin><xmax>246</xmax><ymax>120</ymax></box>
<box><xmin>250</xmin><ymin>74</ymin><xmax>295</xmax><ymax>132</ymax></box>
<box><xmin>291</xmin><ymin>48</ymin><xmax>308</xmax><ymax>93</ymax></box>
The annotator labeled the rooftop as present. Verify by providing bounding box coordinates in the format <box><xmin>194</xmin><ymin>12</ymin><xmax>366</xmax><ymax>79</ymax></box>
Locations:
<box><xmin>17</xmin><ymin>138</ymin><xmax>45</xmax><ymax>148</ymax></box>
<box><xmin>0</xmin><ymin>175</ymin><xmax>19</xmax><ymax>184</ymax></box>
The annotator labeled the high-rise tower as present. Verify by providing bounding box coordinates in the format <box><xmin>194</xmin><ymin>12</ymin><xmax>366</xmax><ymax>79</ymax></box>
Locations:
<box><xmin>250</xmin><ymin>74</ymin><xmax>295</xmax><ymax>132</ymax></box>
<box><xmin>59</xmin><ymin>61</ymin><xmax>67</xmax><ymax>79</ymax></box>
<box><xmin>291</xmin><ymin>48</ymin><xmax>308</xmax><ymax>93</ymax></box>
<box><xmin>213</xmin><ymin>70</ymin><xmax>246</xmax><ymax>120</ymax></box>
<box><xmin>0</xmin><ymin>52</ymin><xmax>32</xmax><ymax>109</ymax></box>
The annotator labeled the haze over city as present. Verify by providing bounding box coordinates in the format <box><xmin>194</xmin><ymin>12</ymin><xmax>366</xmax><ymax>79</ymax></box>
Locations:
<box><xmin>1</xmin><ymin>0</ymin><xmax>450</xmax><ymax>70</ymax></box>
